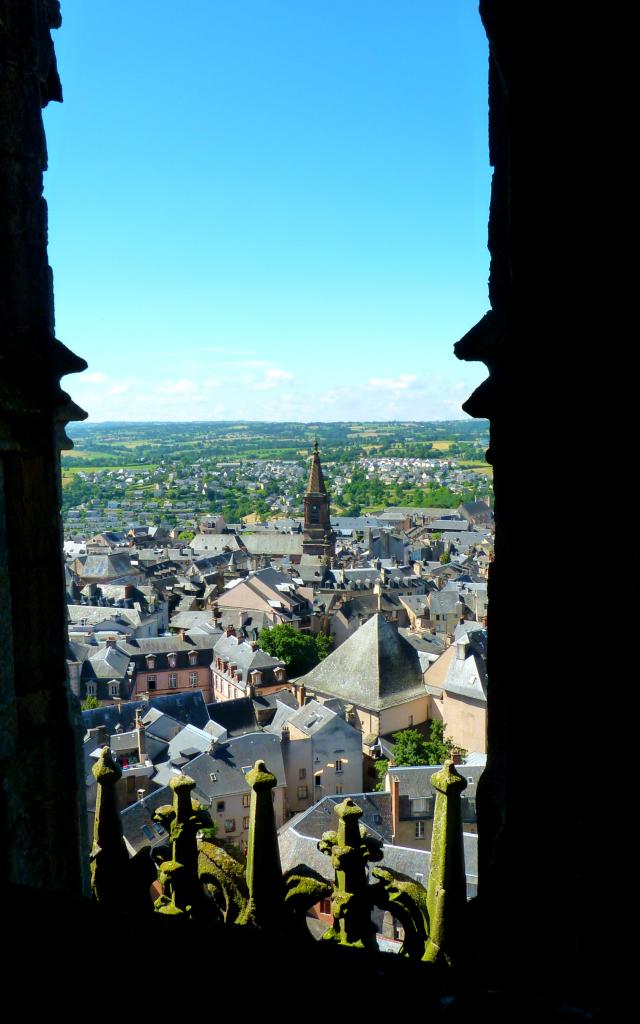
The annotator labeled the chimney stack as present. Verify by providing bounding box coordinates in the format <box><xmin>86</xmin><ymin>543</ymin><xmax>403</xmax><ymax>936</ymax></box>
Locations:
<box><xmin>298</xmin><ymin>684</ymin><xmax>306</xmax><ymax>707</ymax></box>
<box><xmin>390</xmin><ymin>773</ymin><xmax>400</xmax><ymax>843</ymax></box>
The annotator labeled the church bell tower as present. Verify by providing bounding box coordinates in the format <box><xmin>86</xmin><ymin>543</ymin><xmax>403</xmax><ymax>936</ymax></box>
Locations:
<box><xmin>303</xmin><ymin>440</ymin><xmax>335</xmax><ymax>559</ymax></box>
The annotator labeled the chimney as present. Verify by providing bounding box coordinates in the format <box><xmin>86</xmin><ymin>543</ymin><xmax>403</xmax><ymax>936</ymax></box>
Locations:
<box><xmin>136</xmin><ymin>788</ymin><xmax>145</xmax><ymax>801</ymax></box>
<box><xmin>87</xmin><ymin>725</ymin><xmax>107</xmax><ymax>746</ymax></box>
<box><xmin>179</xmin><ymin>627</ymin><xmax>187</xmax><ymax>641</ymax></box>
<box><xmin>225</xmin><ymin>625</ymin><xmax>235</xmax><ymax>638</ymax></box>
<box><xmin>390</xmin><ymin>773</ymin><xmax>400</xmax><ymax>843</ymax></box>
<box><xmin>452</xmin><ymin>751</ymin><xmax>462</xmax><ymax>765</ymax></box>
<box><xmin>298</xmin><ymin>684</ymin><xmax>306</xmax><ymax>707</ymax></box>
<box><xmin>456</xmin><ymin>639</ymin><xmax>468</xmax><ymax>661</ymax></box>
<box><xmin>135</xmin><ymin>708</ymin><xmax>146</xmax><ymax>762</ymax></box>
<box><xmin>248</xmin><ymin>681</ymin><xmax>256</xmax><ymax>700</ymax></box>
<box><xmin>105</xmin><ymin>636</ymin><xmax>117</xmax><ymax>648</ymax></box>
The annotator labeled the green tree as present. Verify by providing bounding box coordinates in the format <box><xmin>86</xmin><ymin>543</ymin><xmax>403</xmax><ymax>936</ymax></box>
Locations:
<box><xmin>439</xmin><ymin>548</ymin><xmax>451</xmax><ymax>564</ymax></box>
<box><xmin>81</xmin><ymin>695</ymin><xmax>100</xmax><ymax>710</ymax></box>
<box><xmin>258</xmin><ymin>624</ymin><xmax>326</xmax><ymax>677</ymax></box>
<box><xmin>315</xmin><ymin>632</ymin><xmax>334</xmax><ymax>661</ymax></box>
<box><xmin>374</xmin><ymin>721</ymin><xmax>466</xmax><ymax>790</ymax></box>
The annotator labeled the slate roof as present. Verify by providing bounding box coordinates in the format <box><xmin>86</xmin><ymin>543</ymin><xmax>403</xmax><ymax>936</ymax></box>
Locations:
<box><xmin>286</xmin><ymin>699</ymin><xmax>341</xmax><ymax>737</ymax></box>
<box><xmin>190</xmin><ymin>533</ymin><xmax>245</xmax><ymax>554</ymax></box>
<box><xmin>241</xmin><ymin>534</ymin><xmax>304</xmax><ymax>557</ymax></box>
<box><xmin>213</xmin><ymin>633</ymin><xmax>284</xmax><ymax>683</ymax></box>
<box><xmin>278</xmin><ymin>792</ymin><xmax>478</xmax><ymax>884</ymax></box>
<box><xmin>179</xmin><ymin>732</ymin><xmax>286</xmax><ymax>804</ymax></box>
<box><xmin>120</xmin><ymin>786</ymin><xmax>173</xmax><ymax>855</ymax></box>
<box><xmin>207</xmin><ymin>697</ymin><xmax>258</xmax><ymax>736</ymax></box>
<box><xmin>442</xmin><ymin>631</ymin><xmax>488</xmax><ymax>701</ymax></box>
<box><xmin>82</xmin><ymin>644</ymin><xmax>131</xmax><ymax>681</ymax></box>
<box><xmin>74</xmin><ymin>553</ymin><xmax>139</xmax><ymax>580</ymax></box>
<box><xmin>388</xmin><ymin>763</ymin><xmax>484</xmax><ymax>802</ymax></box>
<box><xmin>298</xmin><ymin>613</ymin><xmax>426</xmax><ymax>712</ymax></box>
<box><xmin>81</xmin><ymin>691</ymin><xmax>211</xmax><ymax>735</ymax></box>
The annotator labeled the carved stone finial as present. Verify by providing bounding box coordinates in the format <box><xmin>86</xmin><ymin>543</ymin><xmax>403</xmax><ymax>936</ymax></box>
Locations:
<box><xmin>318</xmin><ymin>798</ymin><xmax>381</xmax><ymax>949</ymax></box>
<box><xmin>423</xmin><ymin>759</ymin><xmax>468</xmax><ymax>966</ymax></box>
<box><xmin>90</xmin><ymin>747</ymin><xmax>130</xmax><ymax>906</ymax></box>
<box><xmin>154</xmin><ymin>773</ymin><xmax>212</xmax><ymax>917</ymax></box>
<box><xmin>236</xmin><ymin>759</ymin><xmax>284</xmax><ymax>929</ymax></box>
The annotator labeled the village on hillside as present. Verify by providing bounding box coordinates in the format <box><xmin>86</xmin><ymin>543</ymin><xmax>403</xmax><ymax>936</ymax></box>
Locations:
<box><xmin>68</xmin><ymin>429</ymin><xmax>492</xmax><ymax>947</ymax></box>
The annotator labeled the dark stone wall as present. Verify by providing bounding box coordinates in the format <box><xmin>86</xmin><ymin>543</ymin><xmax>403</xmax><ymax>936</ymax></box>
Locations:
<box><xmin>456</xmin><ymin>0</ymin><xmax>626</xmax><ymax>995</ymax></box>
<box><xmin>0</xmin><ymin>0</ymin><xmax>88</xmax><ymax>893</ymax></box>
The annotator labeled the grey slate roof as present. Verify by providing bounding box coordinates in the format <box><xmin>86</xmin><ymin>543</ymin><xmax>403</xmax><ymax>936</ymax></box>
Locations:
<box><xmin>286</xmin><ymin>699</ymin><xmax>344</xmax><ymax>738</ymax></box>
<box><xmin>442</xmin><ymin>630</ymin><xmax>488</xmax><ymax>701</ymax></box>
<box><xmin>299</xmin><ymin>613</ymin><xmax>426</xmax><ymax>712</ymax></box>
<box><xmin>82</xmin><ymin>691</ymin><xmax>211</xmax><ymax>735</ymax></box>
<box><xmin>213</xmin><ymin>633</ymin><xmax>284</xmax><ymax>683</ymax></box>
<box><xmin>207</xmin><ymin>697</ymin><xmax>258</xmax><ymax>736</ymax></box>
<box><xmin>241</xmin><ymin>533</ymin><xmax>303</xmax><ymax>556</ymax></box>
<box><xmin>278</xmin><ymin>792</ymin><xmax>478</xmax><ymax>884</ymax></box>
<box><xmin>179</xmin><ymin>732</ymin><xmax>286</xmax><ymax>804</ymax></box>
<box><xmin>120</xmin><ymin>786</ymin><xmax>172</xmax><ymax>855</ymax></box>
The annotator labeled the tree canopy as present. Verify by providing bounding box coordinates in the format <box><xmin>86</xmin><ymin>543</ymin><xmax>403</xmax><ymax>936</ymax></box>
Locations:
<box><xmin>374</xmin><ymin>721</ymin><xmax>466</xmax><ymax>790</ymax></box>
<box><xmin>258</xmin><ymin>624</ymin><xmax>334</xmax><ymax>678</ymax></box>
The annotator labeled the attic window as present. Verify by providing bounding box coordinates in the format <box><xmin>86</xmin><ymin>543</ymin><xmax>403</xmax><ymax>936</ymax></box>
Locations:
<box><xmin>241</xmin><ymin>765</ymin><xmax>252</xmax><ymax>774</ymax></box>
<box><xmin>189</xmin><ymin>652</ymin><xmax>197</xmax><ymax>665</ymax></box>
<box><xmin>168</xmin><ymin>653</ymin><xmax>177</xmax><ymax>668</ymax></box>
<box><xmin>87</xmin><ymin>682</ymin><xmax>97</xmax><ymax>697</ymax></box>
<box><xmin>146</xmin><ymin>656</ymin><xmax>156</xmax><ymax>669</ymax></box>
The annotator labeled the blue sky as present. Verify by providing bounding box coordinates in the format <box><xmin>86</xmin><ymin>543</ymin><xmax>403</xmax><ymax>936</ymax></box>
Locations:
<box><xmin>47</xmin><ymin>1</ymin><xmax>490</xmax><ymax>422</ymax></box>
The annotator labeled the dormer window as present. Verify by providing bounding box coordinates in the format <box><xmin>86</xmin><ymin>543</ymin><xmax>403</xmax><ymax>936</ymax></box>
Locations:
<box><xmin>109</xmin><ymin>681</ymin><xmax>119</xmax><ymax>697</ymax></box>
<box><xmin>188</xmin><ymin>651</ymin><xmax>197</xmax><ymax>666</ymax></box>
<box><xmin>86</xmin><ymin>682</ymin><xmax>97</xmax><ymax>697</ymax></box>
<box><xmin>168</xmin><ymin>653</ymin><xmax>177</xmax><ymax>668</ymax></box>
<box><xmin>146</xmin><ymin>656</ymin><xmax>156</xmax><ymax>670</ymax></box>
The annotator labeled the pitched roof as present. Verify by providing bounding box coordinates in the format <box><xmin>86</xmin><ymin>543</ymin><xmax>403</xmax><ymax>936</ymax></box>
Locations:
<box><xmin>81</xmin><ymin>691</ymin><xmax>211</xmax><ymax>735</ymax></box>
<box><xmin>207</xmin><ymin>696</ymin><xmax>258</xmax><ymax>736</ymax></box>
<box><xmin>299</xmin><ymin>613</ymin><xmax>426</xmax><ymax>711</ymax></box>
<box><xmin>307</xmin><ymin>441</ymin><xmax>327</xmax><ymax>494</ymax></box>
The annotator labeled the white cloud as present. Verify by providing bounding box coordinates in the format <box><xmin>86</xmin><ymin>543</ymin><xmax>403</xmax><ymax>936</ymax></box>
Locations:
<box><xmin>154</xmin><ymin>379</ymin><xmax>199</xmax><ymax>395</ymax></box>
<box><xmin>367</xmin><ymin>374</ymin><xmax>417</xmax><ymax>391</ymax></box>
<box><xmin>84</xmin><ymin>371</ymin><xmax>108</xmax><ymax>384</ymax></box>
<box><xmin>252</xmin><ymin>367</ymin><xmax>295</xmax><ymax>390</ymax></box>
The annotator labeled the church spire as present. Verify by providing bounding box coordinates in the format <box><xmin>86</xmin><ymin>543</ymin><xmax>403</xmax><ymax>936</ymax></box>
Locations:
<box><xmin>303</xmin><ymin>439</ymin><xmax>334</xmax><ymax>559</ymax></box>
<box><xmin>307</xmin><ymin>438</ymin><xmax>327</xmax><ymax>494</ymax></box>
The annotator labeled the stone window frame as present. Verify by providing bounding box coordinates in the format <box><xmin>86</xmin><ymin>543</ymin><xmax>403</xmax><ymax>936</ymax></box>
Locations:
<box><xmin>297</xmin><ymin>784</ymin><xmax>309</xmax><ymax>799</ymax></box>
<box><xmin>168</xmin><ymin>673</ymin><xmax>177</xmax><ymax>689</ymax></box>
<box><xmin>415</xmin><ymin>820</ymin><xmax>425</xmax><ymax>839</ymax></box>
